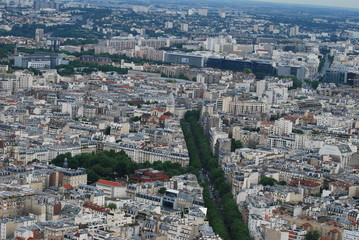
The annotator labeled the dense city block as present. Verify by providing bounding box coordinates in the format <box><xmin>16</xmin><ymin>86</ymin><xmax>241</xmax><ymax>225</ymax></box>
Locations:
<box><xmin>0</xmin><ymin>0</ymin><xmax>357</xmax><ymax>239</ymax></box>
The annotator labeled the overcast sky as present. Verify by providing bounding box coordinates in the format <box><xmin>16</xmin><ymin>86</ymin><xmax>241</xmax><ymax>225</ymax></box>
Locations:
<box><xmin>252</xmin><ymin>0</ymin><xmax>359</xmax><ymax>9</ymax></box>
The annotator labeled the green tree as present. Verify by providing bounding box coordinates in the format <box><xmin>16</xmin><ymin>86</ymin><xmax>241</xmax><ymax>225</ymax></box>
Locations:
<box><xmin>104</xmin><ymin>126</ymin><xmax>111</xmax><ymax>135</ymax></box>
<box><xmin>183</xmin><ymin>110</ymin><xmax>250</xmax><ymax>240</ymax></box>
<box><xmin>243</xmin><ymin>126</ymin><xmax>260</xmax><ymax>132</ymax></box>
<box><xmin>287</xmin><ymin>75</ymin><xmax>302</xmax><ymax>89</ymax></box>
<box><xmin>305</xmin><ymin>80</ymin><xmax>320</xmax><ymax>89</ymax></box>
<box><xmin>158</xmin><ymin>187</ymin><xmax>167</xmax><ymax>194</ymax></box>
<box><xmin>244</xmin><ymin>68</ymin><xmax>252</xmax><ymax>73</ymax></box>
<box><xmin>107</xmin><ymin>203</ymin><xmax>117</xmax><ymax>210</ymax></box>
<box><xmin>51</xmin><ymin>153</ymin><xmax>72</xmax><ymax>166</ymax></box>
<box><xmin>87</xmin><ymin>169</ymin><xmax>99</xmax><ymax>183</ymax></box>
<box><xmin>278</xmin><ymin>180</ymin><xmax>287</xmax><ymax>185</ymax></box>
<box><xmin>305</xmin><ymin>230</ymin><xmax>320</xmax><ymax>240</ymax></box>
<box><xmin>29</xmin><ymin>159</ymin><xmax>40</xmax><ymax>164</ymax></box>
<box><xmin>68</xmin><ymin>158</ymin><xmax>79</xmax><ymax>169</ymax></box>
<box><xmin>131</xmin><ymin>116</ymin><xmax>141</xmax><ymax>122</ymax></box>
<box><xmin>231</xmin><ymin>139</ymin><xmax>243</xmax><ymax>152</ymax></box>
<box><xmin>292</xmin><ymin>129</ymin><xmax>304</xmax><ymax>134</ymax></box>
<box><xmin>259</xmin><ymin>176</ymin><xmax>278</xmax><ymax>186</ymax></box>
<box><xmin>178</xmin><ymin>73</ymin><xmax>189</xmax><ymax>80</ymax></box>
<box><xmin>51</xmin><ymin>150</ymin><xmax>187</xmax><ymax>184</ymax></box>
<box><xmin>312</xmin><ymin>130</ymin><xmax>320</xmax><ymax>134</ymax></box>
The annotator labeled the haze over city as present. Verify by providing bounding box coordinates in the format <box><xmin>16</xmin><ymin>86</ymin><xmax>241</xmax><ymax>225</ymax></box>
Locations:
<box><xmin>253</xmin><ymin>0</ymin><xmax>359</xmax><ymax>9</ymax></box>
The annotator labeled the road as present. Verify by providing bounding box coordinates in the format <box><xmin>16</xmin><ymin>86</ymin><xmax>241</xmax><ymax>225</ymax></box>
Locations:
<box><xmin>187</xmin><ymin>123</ymin><xmax>228</xmax><ymax>226</ymax></box>
<box><xmin>200</xmin><ymin>168</ymin><xmax>226</xmax><ymax>220</ymax></box>
<box><xmin>312</xmin><ymin>54</ymin><xmax>331</xmax><ymax>81</ymax></box>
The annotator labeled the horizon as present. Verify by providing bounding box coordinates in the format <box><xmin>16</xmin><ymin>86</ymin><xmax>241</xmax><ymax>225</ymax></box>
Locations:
<box><xmin>250</xmin><ymin>0</ymin><xmax>359</xmax><ymax>10</ymax></box>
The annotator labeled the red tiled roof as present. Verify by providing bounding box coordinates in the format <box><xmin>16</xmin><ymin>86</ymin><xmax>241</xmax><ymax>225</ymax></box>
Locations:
<box><xmin>83</xmin><ymin>202</ymin><xmax>110</xmax><ymax>213</ymax></box>
<box><xmin>160</xmin><ymin>115</ymin><xmax>170</xmax><ymax>120</ymax></box>
<box><xmin>118</xmin><ymin>85</ymin><xmax>134</xmax><ymax>88</ymax></box>
<box><xmin>32</xmin><ymin>231</ymin><xmax>42</xmax><ymax>238</ymax></box>
<box><xmin>97</xmin><ymin>179</ymin><xmax>125</xmax><ymax>187</ymax></box>
<box><xmin>330</xmin><ymin>181</ymin><xmax>351</xmax><ymax>187</ymax></box>
<box><xmin>283</xmin><ymin>116</ymin><xmax>298</xmax><ymax>121</ymax></box>
<box><xmin>63</xmin><ymin>184</ymin><xmax>73</xmax><ymax>190</ymax></box>
<box><xmin>291</xmin><ymin>179</ymin><xmax>320</xmax><ymax>187</ymax></box>
<box><xmin>330</xmin><ymin>229</ymin><xmax>339</xmax><ymax>233</ymax></box>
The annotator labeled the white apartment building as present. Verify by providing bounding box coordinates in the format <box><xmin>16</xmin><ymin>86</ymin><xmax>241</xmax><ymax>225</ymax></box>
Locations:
<box><xmin>103</xmin><ymin>142</ymin><xmax>190</xmax><ymax>167</ymax></box>
<box><xmin>272</xmin><ymin>118</ymin><xmax>293</xmax><ymax>136</ymax></box>
<box><xmin>96</xmin><ymin>179</ymin><xmax>127</xmax><ymax>198</ymax></box>
<box><xmin>216</xmin><ymin>96</ymin><xmax>232</xmax><ymax>112</ymax></box>
<box><xmin>230</xmin><ymin>101</ymin><xmax>268</xmax><ymax>115</ymax></box>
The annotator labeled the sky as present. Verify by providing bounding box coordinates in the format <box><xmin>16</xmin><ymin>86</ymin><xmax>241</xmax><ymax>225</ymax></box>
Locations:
<box><xmin>252</xmin><ymin>0</ymin><xmax>359</xmax><ymax>9</ymax></box>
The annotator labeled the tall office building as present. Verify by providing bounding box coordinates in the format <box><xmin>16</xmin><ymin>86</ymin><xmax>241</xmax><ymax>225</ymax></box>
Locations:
<box><xmin>325</xmin><ymin>68</ymin><xmax>348</xmax><ymax>84</ymax></box>
<box><xmin>219</xmin><ymin>10</ymin><xmax>226</xmax><ymax>18</ymax></box>
<box><xmin>198</xmin><ymin>9</ymin><xmax>208</xmax><ymax>16</ymax></box>
<box><xmin>35</xmin><ymin>28</ymin><xmax>44</xmax><ymax>47</ymax></box>
<box><xmin>33</xmin><ymin>0</ymin><xmax>60</xmax><ymax>10</ymax></box>
<box><xmin>289</xmin><ymin>26</ymin><xmax>300</xmax><ymax>36</ymax></box>
<box><xmin>180</xmin><ymin>23</ymin><xmax>189</xmax><ymax>32</ymax></box>
<box><xmin>165</xmin><ymin>22</ymin><xmax>173</xmax><ymax>29</ymax></box>
<box><xmin>163</xmin><ymin>52</ymin><xmax>205</xmax><ymax>67</ymax></box>
<box><xmin>188</xmin><ymin>8</ymin><xmax>195</xmax><ymax>15</ymax></box>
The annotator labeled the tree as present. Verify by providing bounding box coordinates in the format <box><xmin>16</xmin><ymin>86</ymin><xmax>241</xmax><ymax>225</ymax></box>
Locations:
<box><xmin>243</xmin><ymin>126</ymin><xmax>260</xmax><ymax>132</ymax></box>
<box><xmin>305</xmin><ymin>230</ymin><xmax>320</xmax><ymax>240</ymax></box>
<box><xmin>305</xmin><ymin>80</ymin><xmax>320</xmax><ymax>89</ymax></box>
<box><xmin>51</xmin><ymin>150</ymin><xmax>187</xmax><ymax>184</ymax></box>
<box><xmin>231</xmin><ymin>139</ymin><xmax>243</xmax><ymax>152</ymax></box>
<box><xmin>68</xmin><ymin>158</ymin><xmax>79</xmax><ymax>169</ymax></box>
<box><xmin>105</xmin><ymin>126</ymin><xmax>111</xmax><ymax>135</ymax></box>
<box><xmin>259</xmin><ymin>176</ymin><xmax>278</xmax><ymax>186</ymax></box>
<box><xmin>178</xmin><ymin>73</ymin><xmax>189</xmax><ymax>80</ymax></box>
<box><xmin>278</xmin><ymin>180</ymin><xmax>287</xmax><ymax>185</ymax></box>
<box><xmin>183</xmin><ymin>110</ymin><xmax>251</xmax><ymax>240</ymax></box>
<box><xmin>288</xmin><ymin>76</ymin><xmax>303</xmax><ymax>89</ymax></box>
<box><xmin>51</xmin><ymin>152</ymin><xmax>72</xmax><ymax>167</ymax></box>
<box><xmin>292</xmin><ymin>129</ymin><xmax>304</xmax><ymax>134</ymax></box>
<box><xmin>244</xmin><ymin>68</ymin><xmax>252</xmax><ymax>74</ymax></box>
<box><xmin>158</xmin><ymin>187</ymin><xmax>167</xmax><ymax>194</ymax></box>
<box><xmin>312</xmin><ymin>130</ymin><xmax>320</xmax><ymax>134</ymax></box>
<box><xmin>131</xmin><ymin>116</ymin><xmax>141</xmax><ymax>122</ymax></box>
<box><xmin>107</xmin><ymin>203</ymin><xmax>117</xmax><ymax>210</ymax></box>
<box><xmin>87</xmin><ymin>169</ymin><xmax>99</xmax><ymax>183</ymax></box>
